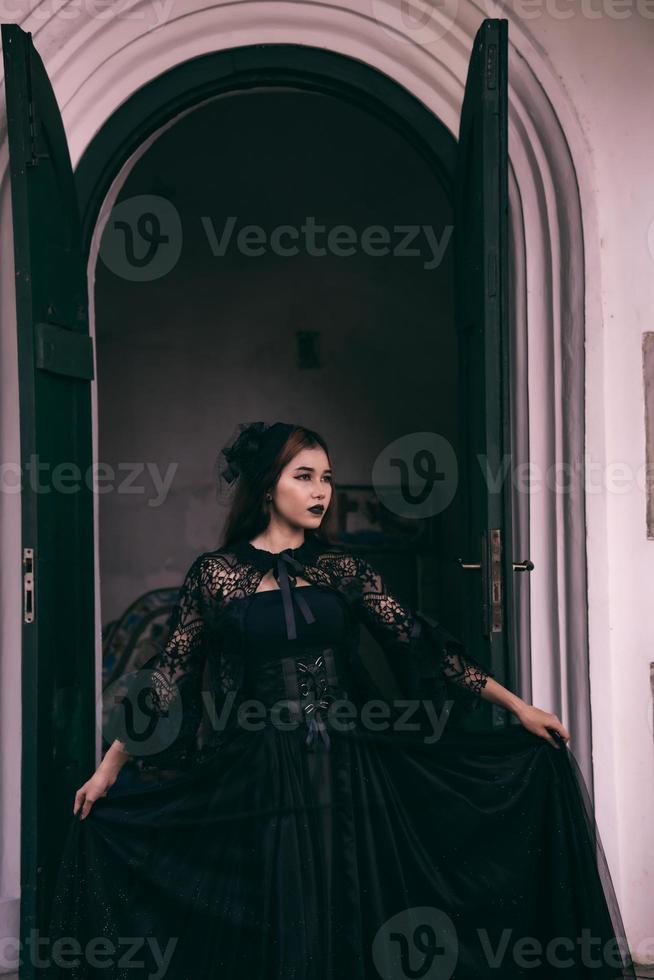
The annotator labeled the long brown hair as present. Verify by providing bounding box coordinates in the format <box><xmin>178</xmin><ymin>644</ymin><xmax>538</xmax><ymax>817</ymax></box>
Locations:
<box><xmin>218</xmin><ymin>425</ymin><xmax>338</xmax><ymax>550</ymax></box>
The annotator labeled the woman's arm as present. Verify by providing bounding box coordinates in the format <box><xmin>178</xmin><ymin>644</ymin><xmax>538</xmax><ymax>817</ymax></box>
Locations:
<box><xmin>74</xmin><ymin>553</ymin><xmax>217</xmax><ymax>819</ymax></box>
<box><xmin>99</xmin><ymin>739</ymin><xmax>132</xmax><ymax>774</ymax></box>
<box><xmin>73</xmin><ymin>740</ymin><xmax>132</xmax><ymax>820</ymax></box>
<box><xmin>351</xmin><ymin>555</ymin><xmax>570</xmax><ymax>748</ymax></box>
<box><xmin>475</xmin><ymin>675</ymin><xmax>570</xmax><ymax>747</ymax></box>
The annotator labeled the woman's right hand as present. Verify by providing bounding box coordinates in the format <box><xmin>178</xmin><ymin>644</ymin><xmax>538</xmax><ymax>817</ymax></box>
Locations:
<box><xmin>73</xmin><ymin>767</ymin><xmax>118</xmax><ymax>820</ymax></box>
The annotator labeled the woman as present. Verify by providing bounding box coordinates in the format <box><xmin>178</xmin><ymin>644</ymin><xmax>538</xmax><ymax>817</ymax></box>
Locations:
<box><xmin>48</xmin><ymin>421</ymin><xmax>635</xmax><ymax>980</ymax></box>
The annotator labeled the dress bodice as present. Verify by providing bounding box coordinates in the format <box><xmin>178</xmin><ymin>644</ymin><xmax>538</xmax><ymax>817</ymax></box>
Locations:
<box><xmin>244</xmin><ymin>584</ymin><xmax>349</xmax><ymax>657</ymax></box>
<box><xmin>135</xmin><ymin>533</ymin><xmax>497</xmax><ymax>770</ymax></box>
<box><xmin>241</xmin><ymin>583</ymin><xmax>354</xmax><ymax>752</ymax></box>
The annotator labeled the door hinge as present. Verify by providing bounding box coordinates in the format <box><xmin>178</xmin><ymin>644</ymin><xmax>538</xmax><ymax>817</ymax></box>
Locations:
<box><xmin>23</xmin><ymin>547</ymin><xmax>35</xmax><ymax>623</ymax></box>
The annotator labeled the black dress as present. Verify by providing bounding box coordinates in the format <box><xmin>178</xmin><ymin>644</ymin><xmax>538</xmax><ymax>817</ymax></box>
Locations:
<box><xmin>46</xmin><ymin>535</ymin><xmax>636</xmax><ymax>979</ymax></box>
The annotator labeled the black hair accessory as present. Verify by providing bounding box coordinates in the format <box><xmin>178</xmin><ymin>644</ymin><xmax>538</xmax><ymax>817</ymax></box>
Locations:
<box><xmin>214</xmin><ymin>421</ymin><xmax>298</xmax><ymax>501</ymax></box>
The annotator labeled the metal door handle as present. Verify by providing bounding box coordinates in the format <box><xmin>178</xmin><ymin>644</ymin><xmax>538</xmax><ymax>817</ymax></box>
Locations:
<box><xmin>457</xmin><ymin>557</ymin><xmax>534</xmax><ymax>571</ymax></box>
<box><xmin>456</xmin><ymin>558</ymin><xmax>480</xmax><ymax>570</ymax></box>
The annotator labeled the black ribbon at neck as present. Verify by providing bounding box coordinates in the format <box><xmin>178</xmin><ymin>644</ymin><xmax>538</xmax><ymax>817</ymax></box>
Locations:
<box><xmin>273</xmin><ymin>551</ymin><xmax>316</xmax><ymax>641</ymax></box>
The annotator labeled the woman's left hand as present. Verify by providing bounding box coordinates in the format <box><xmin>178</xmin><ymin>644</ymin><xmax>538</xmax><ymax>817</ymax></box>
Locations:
<box><xmin>514</xmin><ymin>704</ymin><xmax>571</xmax><ymax>748</ymax></box>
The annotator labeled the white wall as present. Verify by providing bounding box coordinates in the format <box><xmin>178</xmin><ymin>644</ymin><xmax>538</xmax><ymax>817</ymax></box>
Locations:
<box><xmin>520</xmin><ymin>6</ymin><xmax>654</xmax><ymax>961</ymax></box>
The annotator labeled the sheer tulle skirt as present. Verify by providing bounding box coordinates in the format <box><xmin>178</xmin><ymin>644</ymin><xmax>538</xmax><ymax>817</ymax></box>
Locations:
<box><xmin>46</xmin><ymin>724</ymin><xmax>635</xmax><ymax>980</ymax></box>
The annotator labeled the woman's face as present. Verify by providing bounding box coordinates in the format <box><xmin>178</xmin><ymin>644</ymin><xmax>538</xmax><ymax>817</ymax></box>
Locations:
<box><xmin>269</xmin><ymin>446</ymin><xmax>333</xmax><ymax>530</ymax></box>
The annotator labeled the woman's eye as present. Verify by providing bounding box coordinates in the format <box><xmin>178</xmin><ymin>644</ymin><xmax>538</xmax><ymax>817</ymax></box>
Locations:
<box><xmin>296</xmin><ymin>474</ymin><xmax>332</xmax><ymax>482</ymax></box>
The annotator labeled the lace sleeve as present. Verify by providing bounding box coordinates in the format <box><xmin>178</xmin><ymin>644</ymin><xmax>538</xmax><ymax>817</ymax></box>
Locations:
<box><xmin>126</xmin><ymin>553</ymin><xmax>218</xmax><ymax>769</ymax></box>
<box><xmin>148</xmin><ymin>554</ymin><xmax>213</xmax><ymax>713</ymax></box>
<box><xmin>353</xmin><ymin>555</ymin><xmax>494</xmax><ymax>710</ymax></box>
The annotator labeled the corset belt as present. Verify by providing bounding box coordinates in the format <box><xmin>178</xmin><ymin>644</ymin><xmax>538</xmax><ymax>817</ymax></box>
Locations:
<box><xmin>280</xmin><ymin>648</ymin><xmax>340</xmax><ymax>753</ymax></box>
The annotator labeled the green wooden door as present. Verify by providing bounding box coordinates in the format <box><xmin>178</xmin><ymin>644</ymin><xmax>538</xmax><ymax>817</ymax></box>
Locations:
<box><xmin>2</xmin><ymin>23</ymin><xmax>96</xmax><ymax>972</ymax></box>
<box><xmin>454</xmin><ymin>19</ymin><xmax>528</xmax><ymax>729</ymax></box>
